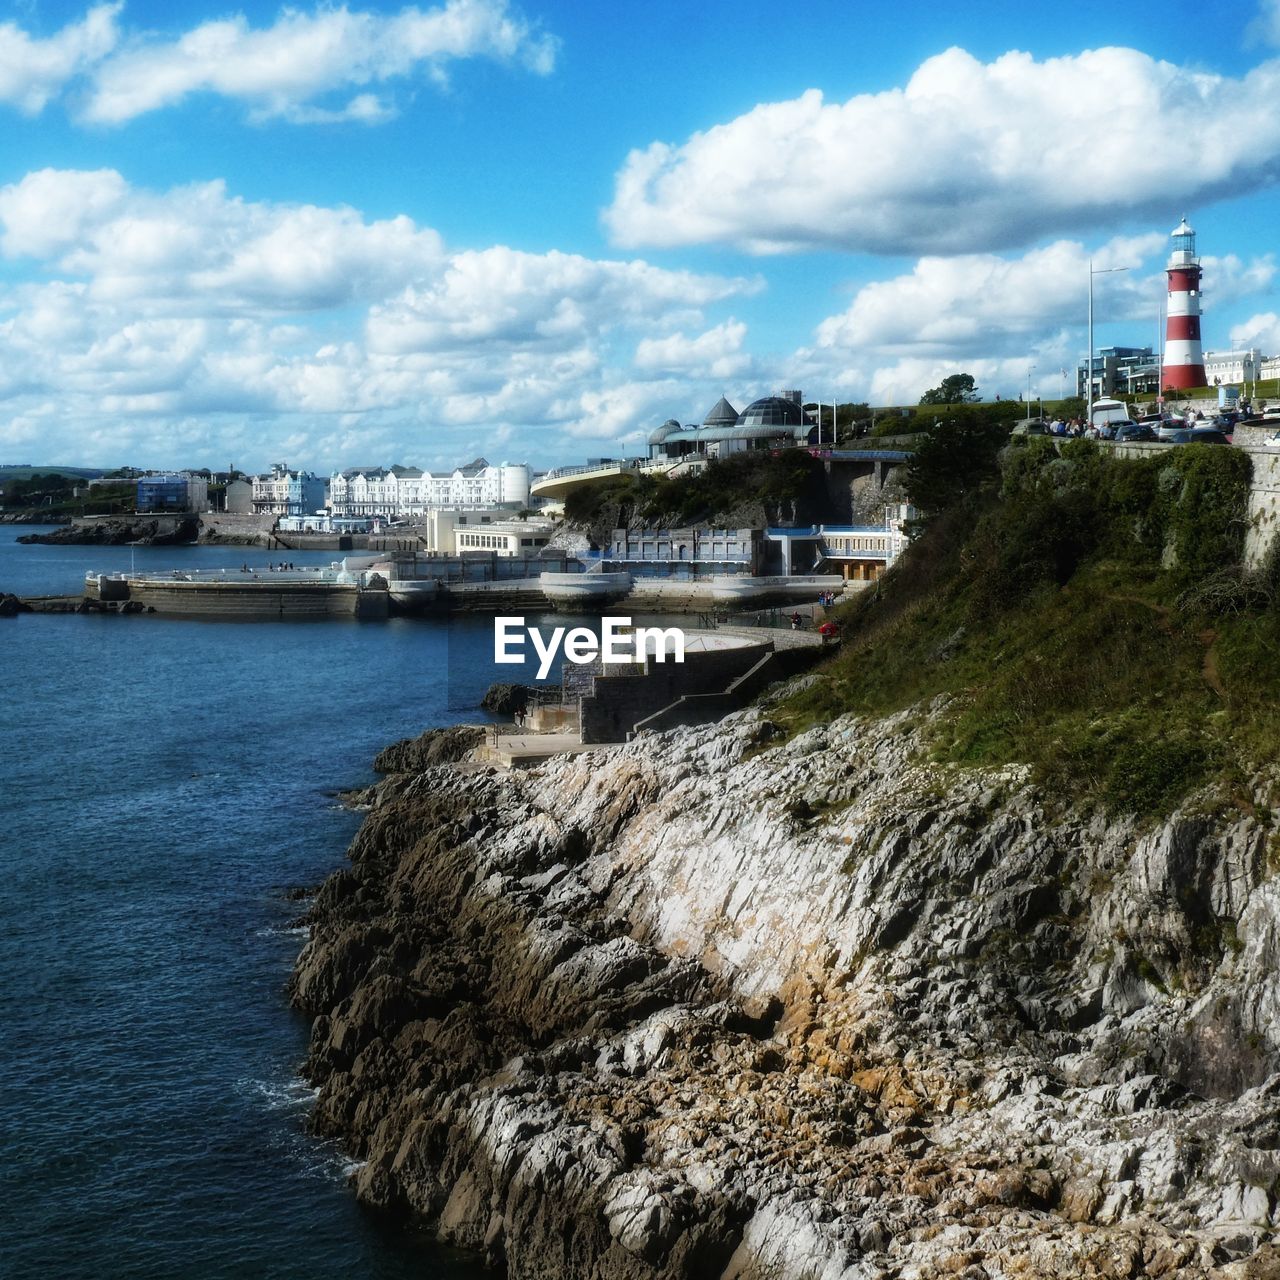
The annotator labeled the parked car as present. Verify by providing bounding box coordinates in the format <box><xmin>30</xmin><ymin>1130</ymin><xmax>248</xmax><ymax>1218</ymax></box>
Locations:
<box><xmin>1113</xmin><ymin>422</ymin><xmax>1155</xmax><ymax>442</ymax></box>
<box><xmin>1154</xmin><ymin>421</ymin><xmax>1187</xmax><ymax>442</ymax></box>
<box><xmin>1186</xmin><ymin>428</ymin><xmax>1231</xmax><ymax>446</ymax></box>
<box><xmin>1162</xmin><ymin>429</ymin><xmax>1194</xmax><ymax>444</ymax></box>
<box><xmin>1011</xmin><ymin>419</ymin><xmax>1048</xmax><ymax>438</ymax></box>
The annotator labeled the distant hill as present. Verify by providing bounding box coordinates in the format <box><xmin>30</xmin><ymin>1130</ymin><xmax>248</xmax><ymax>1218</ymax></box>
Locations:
<box><xmin>0</xmin><ymin>465</ymin><xmax>107</xmax><ymax>481</ymax></box>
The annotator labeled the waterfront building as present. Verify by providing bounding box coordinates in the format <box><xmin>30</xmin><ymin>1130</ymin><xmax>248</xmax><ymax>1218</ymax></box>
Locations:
<box><xmin>1077</xmin><ymin>347</ymin><xmax>1161</xmax><ymax>399</ymax></box>
<box><xmin>607</xmin><ymin>527</ymin><xmax>762</xmax><ymax>574</ymax></box>
<box><xmin>1163</xmin><ymin>217</ymin><xmax>1207</xmax><ymax>390</ymax></box>
<box><xmin>421</xmin><ymin>508</ymin><xmax>555</xmax><ymax>556</ymax></box>
<box><xmin>136</xmin><ymin>473</ymin><xmax>209</xmax><ymax>513</ymax></box>
<box><xmin>532</xmin><ymin>389</ymin><xmax>844</xmax><ymax>505</ymax></box>
<box><xmin>1203</xmin><ymin>348</ymin><xmax>1263</xmax><ymax>387</ymax></box>
<box><xmin>646</xmin><ymin>392</ymin><xmax>814</xmax><ymax>463</ymax></box>
<box><xmin>766</xmin><ymin>503</ymin><xmax>915</xmax><ymax>579</ymax></box>
<box><xmin>453</xmin><ymin>519</ymin><xmax>555</xmax><ymax>556</ymax></box>
<box><xmin>252</xmin><ymin>463</ymin><xmax>327</xmax><ymax>517</ymax></box>
<box><xmin>328</xmin><ymin>458</ymin><xmax>531</xmax><ymax>517</ymax></box>
<box><xmin>276</xmin><ymin>514</ymin><xmax>373</xmax><ymax>533</ymax></box>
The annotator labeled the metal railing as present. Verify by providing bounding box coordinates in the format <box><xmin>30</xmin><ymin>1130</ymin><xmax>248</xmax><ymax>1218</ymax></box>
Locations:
<box><xmin>536</xmin><ymin>457</ymin><xmax>675</xmax><ymax>483</ymax></box>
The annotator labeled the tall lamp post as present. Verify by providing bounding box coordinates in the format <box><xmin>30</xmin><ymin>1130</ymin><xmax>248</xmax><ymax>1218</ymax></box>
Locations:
<box><xmin>1087</xmin><ymin>261</ymin><xmax>1131</xmax><ymax>409</ymax></box>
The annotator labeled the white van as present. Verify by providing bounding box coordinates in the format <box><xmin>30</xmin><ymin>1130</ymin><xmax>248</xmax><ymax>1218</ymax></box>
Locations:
<box><xmin>1089</xmin><ymin>398</ymin><xmax>1131</xmax><ymax>430</ymax></box>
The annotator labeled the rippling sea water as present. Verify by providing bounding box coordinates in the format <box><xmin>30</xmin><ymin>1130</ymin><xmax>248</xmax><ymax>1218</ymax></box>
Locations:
<box><xmin>0</xmin><ymin>528</ymin><xmax>509</xmax><ymax>1278</ymax></box>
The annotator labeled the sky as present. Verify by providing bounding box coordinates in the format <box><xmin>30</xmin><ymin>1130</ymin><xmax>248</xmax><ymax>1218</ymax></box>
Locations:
<box><xmin>2</xmin><ymin>0</ymin><xmax>1280</xmax><ymax>472</ymax></box>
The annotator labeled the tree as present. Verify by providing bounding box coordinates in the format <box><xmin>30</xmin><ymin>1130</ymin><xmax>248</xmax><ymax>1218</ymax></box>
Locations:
<box><xmin>920</xmin><ymin>373</ymin><xmax>979</xmax><ymax>405</ymax></box>
<box><xmin>905</xmin><ymin>410</ymin><xmax>1010</xmax><ymax>519</ymax></box>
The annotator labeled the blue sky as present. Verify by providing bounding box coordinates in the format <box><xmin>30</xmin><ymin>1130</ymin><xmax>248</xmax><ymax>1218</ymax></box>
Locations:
<box><xmin>1</xmin><ymin>0</ymin><xmax>1279</xmax><ymax>471</ymax></box>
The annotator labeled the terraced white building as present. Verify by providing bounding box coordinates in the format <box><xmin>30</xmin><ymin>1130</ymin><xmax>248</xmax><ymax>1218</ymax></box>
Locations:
<box><xmin>328</xmin><ymin>458</ymin><xmax>530</xmax><ymax>517</ymax></box>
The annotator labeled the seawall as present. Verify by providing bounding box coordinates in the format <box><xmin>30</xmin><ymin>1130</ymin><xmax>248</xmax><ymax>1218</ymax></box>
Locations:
<box><xmin>87</xmin><ymin>575</ymin><xmax>390</xmax><ymax>618</ymax></box>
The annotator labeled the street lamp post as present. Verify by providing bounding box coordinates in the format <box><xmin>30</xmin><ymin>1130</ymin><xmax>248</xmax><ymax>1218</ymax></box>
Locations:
<box><xmin>1087</xmin><ymin>261</ymin><xmax>1132</xmax><ymax>411</ymax></box>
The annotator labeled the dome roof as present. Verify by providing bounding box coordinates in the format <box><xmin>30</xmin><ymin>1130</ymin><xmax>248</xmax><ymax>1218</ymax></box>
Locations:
<box><xmin>702</xmin><ymin>396</ymin><xmax>739</xmax><ymax>426</ymax></box>
<box><xmin>648</xmin><ymin>418</ymin><xmax>684</xmax><ymax>445</ymax></box>
<box><xmin>737</xmin><ymin>396</ymin><xmax>803</xmax><ymax>428</ymax></box>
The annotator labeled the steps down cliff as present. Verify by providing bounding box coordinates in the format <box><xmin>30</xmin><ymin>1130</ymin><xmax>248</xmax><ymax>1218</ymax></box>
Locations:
<box><xmin>292</xmin><ymin>703</ymin><xmax>1280</xmax><ymax>1279</ymax></box>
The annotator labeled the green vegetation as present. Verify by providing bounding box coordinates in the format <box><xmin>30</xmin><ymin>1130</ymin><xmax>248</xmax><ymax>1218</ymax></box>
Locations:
<box><xmin>0</xmin><ymin>471</ymin><xmax>136</xmax><ymax>516</ymax></box>
<box><xmin>564</xmin><ymin>449</ymin><xmax>827</xmax><ymax>528</ymax></box>
<box><xmin>872</xmin><ymin>400</ymin><xmax>1028</xmax><ymax>439</ymax></box>
<box><xmin>779</xmin><ymin>431</ymin><xmax>1273</xmax><ymax>818</ymax></box>
<box><xmin>920</xmin><ymin>372</ymin><xmax>980</xmax><ymax>405</ymax></box>
<box><xmin>0</xmin><ymin>465</ymin><xmax>103</xmax><ymax>482</ymax></box>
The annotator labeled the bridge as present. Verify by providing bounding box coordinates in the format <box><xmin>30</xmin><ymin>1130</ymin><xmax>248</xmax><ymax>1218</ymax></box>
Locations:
<box><xmin>530</xmin><ymin>457</ymin><xmax>679</xmax><ymax>501</ymax></box>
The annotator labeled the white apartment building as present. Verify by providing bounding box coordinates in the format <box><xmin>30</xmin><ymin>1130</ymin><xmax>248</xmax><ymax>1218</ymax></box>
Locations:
<box><xmin>1203</xmin><ymin>348</ymin><xmax>1263</xmax><ymax>386</ymax></box>
<box><xmin>251</xmin><ymin>463</ymin><xmax>327</xmax><ymax>516</ymax></box>
<box><xmin>329</xmin><ymin>458</ymin><xmax>530</xmax><ymax>517</ymax></box>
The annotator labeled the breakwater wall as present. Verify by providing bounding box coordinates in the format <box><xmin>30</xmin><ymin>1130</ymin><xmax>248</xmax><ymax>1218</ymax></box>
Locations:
<box><xmin>86</xmin><ymin>574</ymin><xmax>389</xmax><ymax>619</ymax></box>
<box><xmin>70</xmin><ymin>564</ymin><xmax>856</xmax><ymax>620</ymax></box>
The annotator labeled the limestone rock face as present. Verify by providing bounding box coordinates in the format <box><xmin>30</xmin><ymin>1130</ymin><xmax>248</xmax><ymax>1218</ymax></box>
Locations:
<box><xmin>292</xmin><ymin>705</ymin><xmax>1280</xmax><ymax>1278</ymax></box>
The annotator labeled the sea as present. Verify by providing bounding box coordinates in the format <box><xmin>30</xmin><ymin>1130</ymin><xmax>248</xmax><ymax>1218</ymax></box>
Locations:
<box><xmin>0</xmin><ymin>527</ymin><xmax>552</xmax><ymax>1278</ymax></box>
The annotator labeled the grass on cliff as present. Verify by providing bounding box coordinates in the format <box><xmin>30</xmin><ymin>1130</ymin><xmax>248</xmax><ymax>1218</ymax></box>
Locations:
<box><xmin>777</xmin><ymin>434</ymin><xmax>1278</xmax><ymax>818</ymax></box>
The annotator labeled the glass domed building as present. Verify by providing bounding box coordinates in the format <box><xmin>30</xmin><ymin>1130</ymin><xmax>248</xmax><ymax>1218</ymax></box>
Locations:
<box><xmin>647</xmin><ymin>391</ymin><xmax>813</xmax><ymax>461</ymax></box>
<box><xmin>736</xmin><ymin>396</ymin><xmax>804</xmax><ymax>428</ymax></box>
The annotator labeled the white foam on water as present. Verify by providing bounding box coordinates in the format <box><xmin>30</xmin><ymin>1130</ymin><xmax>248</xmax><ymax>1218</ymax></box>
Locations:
<box><xmin>255</xmin><ymin>924</ymin><xmax>310</xmax><ymax>939</ymax></box>
<box><xmin>246</xmin><ymin>1077</ymin><xmax>320</xmax><ymax>1110</ymax></box>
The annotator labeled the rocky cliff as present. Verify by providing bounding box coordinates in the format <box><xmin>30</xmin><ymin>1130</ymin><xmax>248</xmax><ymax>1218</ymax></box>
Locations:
<box><xmin>17</xmin><ymin>515</ymin><xmax>199</xmax><ymax>545</ymax></box>
<box><xmin>292</xmin><ymin>702</ymin><xmax>1280</xmax><ymax>1279</ymax></box>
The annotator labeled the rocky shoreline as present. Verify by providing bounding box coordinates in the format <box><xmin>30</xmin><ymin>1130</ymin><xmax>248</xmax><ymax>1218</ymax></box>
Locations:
<box><xmin>292</xmin><ymin>701</ymin><xmax>1280</xmax><ymax>1278</ymax></box>
<box><xmin>17</xmin><ymin>515</ymin><xmax>200</xmax><ymax>545</ymax></box>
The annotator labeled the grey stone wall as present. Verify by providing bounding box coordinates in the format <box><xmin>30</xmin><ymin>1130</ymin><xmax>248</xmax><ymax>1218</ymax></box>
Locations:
<box><xmin>578</xmin><ymin>642</ymin><xmax>769</xmax><ymax>743</ymax></box>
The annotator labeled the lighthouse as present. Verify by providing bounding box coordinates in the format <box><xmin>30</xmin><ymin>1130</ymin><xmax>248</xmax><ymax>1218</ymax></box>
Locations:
<box><xmin>1162</xmin><ymin>216</ymin><xmax>1207</xmax><ymax>391</ymax></box>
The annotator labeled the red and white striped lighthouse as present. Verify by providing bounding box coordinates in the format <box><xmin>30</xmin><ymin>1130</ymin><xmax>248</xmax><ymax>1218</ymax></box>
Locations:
<box><xmin>1162</xmin><ymin>216</ymin><xmax>1207</xmax><ymax>391</ymax></box>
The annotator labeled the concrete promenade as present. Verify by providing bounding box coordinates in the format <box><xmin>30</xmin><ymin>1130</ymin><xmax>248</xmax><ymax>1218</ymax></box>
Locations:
<box><xmin>477</xmin><ymin>730</ymin><xmax>626</xmax><ymax>769</ymax></box>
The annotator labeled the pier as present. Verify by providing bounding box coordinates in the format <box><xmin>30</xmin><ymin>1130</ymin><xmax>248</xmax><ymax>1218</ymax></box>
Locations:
<box><xmin>63</xmin><ymin>558</ymin><xmax>860</xmax><ymax>619</ymax></box>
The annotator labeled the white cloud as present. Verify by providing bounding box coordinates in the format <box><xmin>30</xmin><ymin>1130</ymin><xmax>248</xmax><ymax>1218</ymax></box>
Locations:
<box><xmin>605</xmin><ymin>45</ymin><xmax>1280</xmax><ymax>256</ymax></box>
<box><xmin>1201</xmin><ymin>252</ymin><xmax>1277</xmax><ymax>301</ymax></box>
<box><xmin>0</xmin><ymin>168</ymin><xmax>128</xmax><ymax>257</ymax></box>
<box><xmin>0</xmin><ymin>168</ymin><xmax>756</xmax><ymax>469</ymax></box>
<box><xmin>1231</xmin><ymin>311</ymin><xmax>1280</xmax><ymax>351</ymax></box>
<box><xmin>634</xmin><ymin>319</ymin><xmax>753</xmax><ymax>380</ymax></box>
<box><xmin>794</xmin><ymin>230</ymin><xmax>1274</xmax><ymax>405</ymax></box>
<box><xmin>1250</xmin><ymin>0</ymin><xmax>1280</xmax><ymax>47</ymax></box>
<box><xmin>82</xmin><ymin>0</ymin><xmax>558</xmax><ymax>125</ymax></box>
<box><xmin>0</xmin><ymin>2</ymin><xmax>119</xmax><ymax>114</ymax></box>
<box><xmin>367</xmin><ymin>249</ymin><xmax>755</xmax><ymax>355</ymax></box>
<box><xmin>0</xmin><ymin>169</ymin><xmax>446</xmax><ymax>309</ymax></box>
<box><xmin>269</xmin><ymin>92</ymin><xmax>399</xmax><ymax>126</ymax></box>
<box><xmin>0</xmin><ymin>2</ymin><xmax>556</xmax><ymax>124</ymax></box>
<box><xmin>815</xmin><ymin>236</ymin><xmax>1166</xmax><ymax>359</ymax></box>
